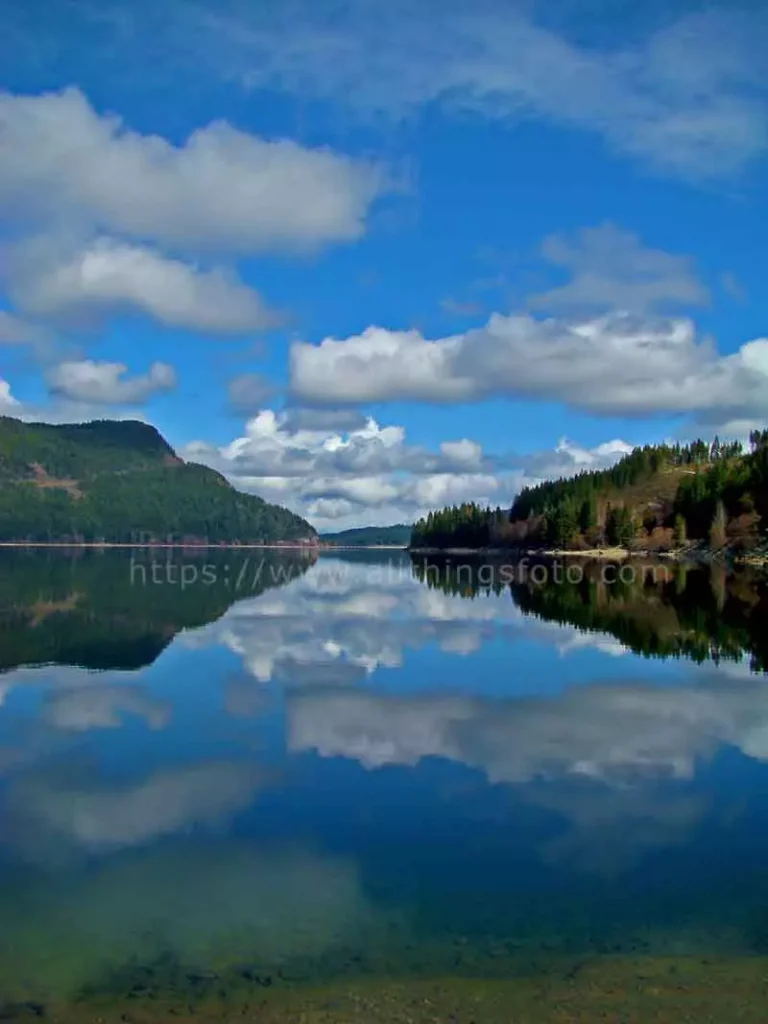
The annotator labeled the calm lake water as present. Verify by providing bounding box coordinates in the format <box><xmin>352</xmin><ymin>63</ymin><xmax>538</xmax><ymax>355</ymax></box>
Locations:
<box><xmin>1</xmin><ymin>548</ymin><xmax>768</xmax><ymax>1017</ymax></box>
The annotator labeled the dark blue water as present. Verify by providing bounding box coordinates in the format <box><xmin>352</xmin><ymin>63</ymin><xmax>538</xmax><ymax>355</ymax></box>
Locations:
<box><xmin>1</xmin><ymin>549</ymin><xmax>768</xmax><ymax>1006</ymax></box>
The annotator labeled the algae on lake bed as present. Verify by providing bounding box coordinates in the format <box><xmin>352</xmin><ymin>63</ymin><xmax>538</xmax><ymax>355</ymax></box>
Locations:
<box><xmin>12</xmin><ymin>956</ymin><xmax>768</xmax><ymax>1023</ymax></box>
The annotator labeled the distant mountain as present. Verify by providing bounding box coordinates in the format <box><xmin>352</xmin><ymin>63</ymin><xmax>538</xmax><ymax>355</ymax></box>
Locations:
<box><xmin>0</xmin><ymin>416</ymin><xmax>316</xmax><ymax>545</ymax></box>
<box><xmin>320</xmin><ymin>524</ymin><xmax>411</xmax><ymax>547</ymax></box>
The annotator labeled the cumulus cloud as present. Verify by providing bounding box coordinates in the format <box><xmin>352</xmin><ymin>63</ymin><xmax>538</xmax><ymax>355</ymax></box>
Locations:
<box><xmin>0</xmin><ymin>86</ymin><xmax>388</xmax><ymax>345</ymax></box>
<box><xmin>439</xmin><ymin>438</ymin><xmax>484</xmax><ymax>468</ymax></box>
<box><xmin>8</xmin><ymin>238</ymin><xmax>280</xmax><ymax>333</ymax></box>
<box><xmin>46</xmin><ymin>359</ymin><xmax>176</xmax><ymax>405</ymax></box>
<box><xmin>0</xmin><ymin>87</ymin><xmax>387</xmax><ymax>255</ymax></box>
<box><xmin>289</xmin><ymin>326</ymin><xmax>464</xmax><ymax>405</ymax></box>
<box><xmin>185</xmin><ymin>407</ymin><xmax>627</xmax><ymax>530</ymax></box>
<box><xmin>289</xmin><ymin>312</ymin><xmax>768</xmax><ymax>424</ymax></box>
<box><xmin>529</xmin><ymin>223</ymin><xmax>709</xmax><ymax>315</ymax></box>
<box><xmin>0</xmin><ymin>378</ymin><xmax>22</xmax><ymax>415</ymax></box>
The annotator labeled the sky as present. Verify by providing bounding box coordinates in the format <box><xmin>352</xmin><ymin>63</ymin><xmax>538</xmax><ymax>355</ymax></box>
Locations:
<box><xmin>0</xmin><ymin>0</ymin><xmax>767</xmax><ymax>531</ymax></box>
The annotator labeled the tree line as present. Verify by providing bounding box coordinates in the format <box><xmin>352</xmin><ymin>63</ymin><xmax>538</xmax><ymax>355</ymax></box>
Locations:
<box><xmin>410</xmin><ymin>431</ymin><xmax>768</xmax><ymax>553</ymax></box>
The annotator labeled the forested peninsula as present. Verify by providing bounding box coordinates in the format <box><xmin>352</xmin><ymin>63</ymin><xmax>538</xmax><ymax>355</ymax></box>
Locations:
<box><xmin>0</xmin><ymin>416</ymin><xmax>316</xmax><ymax>545</ymax></box>
<box><xmin>411</xmin><ymin>431</ymin><xmax>768</xmax><ymax>562</ymax></box>
<box><xmin>320</xmin><ymin>524</ymin><xmax>411</xmax><ymax>547</ymax></box>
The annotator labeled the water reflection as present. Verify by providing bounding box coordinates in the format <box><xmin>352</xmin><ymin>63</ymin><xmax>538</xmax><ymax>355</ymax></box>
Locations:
<box><xmin>415</xmin><ymin>555</ymin><xmax>768</xmax><ymax>670</ymax></box>
<box><xmin>1</xmin><ymin>549</ymin><xmax>768</xmax><ymax>1012</ymax></box>
<box><xmin>287</xmin><ymin>672</ymin><xmax>768</xmax><ymax>780</ymax></box>
<box><xmin>0</xmin><ymin>547</ymin><xmax>316</xmax><ymax>672</ymax></box>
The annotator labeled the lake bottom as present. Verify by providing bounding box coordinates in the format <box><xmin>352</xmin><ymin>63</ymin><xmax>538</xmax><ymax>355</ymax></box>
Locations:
<box><xmin>6</xmin><ymin>956</ymin><xmax>768</xmax><ymax>1023</ymax></box>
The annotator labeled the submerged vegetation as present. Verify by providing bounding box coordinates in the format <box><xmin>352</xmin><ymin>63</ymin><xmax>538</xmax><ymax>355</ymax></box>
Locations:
<box><xmin>12</xmin><ymin>956</ymin><xmax>768</xmax><ymax>1023</ymax></box>
<box><xmin>411</xmin><ymin>431</ymin><xmax>768</xmax><ymax>556</ymax></box>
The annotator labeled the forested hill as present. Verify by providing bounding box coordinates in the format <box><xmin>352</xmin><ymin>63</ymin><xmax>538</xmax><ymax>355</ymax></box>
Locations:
<box><xmin>320</xmin><ymin>524</ymin><xmax>411</xmax><ymax>546</ymax></box>
<box><xmin>411</xmin><ymin>431</ymin><xmax>768</xmax><ymax>555</ymax></box>
<box><xmin>0</xmin><ymin>416</ymin><xmax>316</xmax><ymax>544</ymax></box>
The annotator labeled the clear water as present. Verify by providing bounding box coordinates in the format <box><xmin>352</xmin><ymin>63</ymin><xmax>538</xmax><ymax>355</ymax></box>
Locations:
<box><xmin>1</xmin><ymin>548</ymin><xmax>768</xmax><ymax>1012</ymax></box>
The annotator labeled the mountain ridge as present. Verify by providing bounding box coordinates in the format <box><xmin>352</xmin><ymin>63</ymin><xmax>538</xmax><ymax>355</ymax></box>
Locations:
<box><xmin>320</xmin><ymin>524</ymin><xmax>411</xmax><ymax>547</ymax></box>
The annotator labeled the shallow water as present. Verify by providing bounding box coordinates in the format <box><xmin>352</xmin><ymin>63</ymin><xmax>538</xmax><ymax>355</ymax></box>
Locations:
<box><xmin>1</xmin><ymin>548</ymin><xmax>768</xmax><ymax>1018</ymax></box>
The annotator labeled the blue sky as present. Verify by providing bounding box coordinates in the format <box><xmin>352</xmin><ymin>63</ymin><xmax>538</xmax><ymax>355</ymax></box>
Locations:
<box><xmin>0</xmin><ymin>0</ymin><xmax>767</xmax><ymax>529</ymax></box>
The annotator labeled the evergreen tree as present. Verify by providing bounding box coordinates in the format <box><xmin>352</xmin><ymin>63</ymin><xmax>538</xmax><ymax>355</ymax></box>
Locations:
<box><xmin>709</xmin><ymin>501</ymin><xmax>728</xmax><ymax>550</ymax></box>
<box><xmin>606</xmin><ymin>506</ymin><xmax>635</xmax><ymax>547</ymax></box>
<box><xmin>674</xmin><ymin>514</ymin><xmax>687</xmax><ymax>547</ymax></box>
<box><xmin>579</xmin><ymin>496</ymin><xmax>598</xmax><ymax>534</ymax></box>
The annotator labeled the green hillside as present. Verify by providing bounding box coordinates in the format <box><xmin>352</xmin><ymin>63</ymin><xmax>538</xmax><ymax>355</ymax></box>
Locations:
<box><xmin>0</xmin><ymin>416</ymin><xmax>316</xmax><ymax>544</ymax></box>
<box><xmin>411</xmin><ymin>431</ymin><xmax>768</xmax><ymax>556</ymax></box>
<box><xmin>320</xmin><ymin>524</ymin><xmax>411</xmax><ymax>546</ymax></box>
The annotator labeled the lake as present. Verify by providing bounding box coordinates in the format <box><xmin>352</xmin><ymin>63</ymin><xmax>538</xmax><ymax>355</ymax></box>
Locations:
<box><xmin>1</xmin><ymin>548</ymin><xmax>768</xmax><ymax>1022</ymax></box>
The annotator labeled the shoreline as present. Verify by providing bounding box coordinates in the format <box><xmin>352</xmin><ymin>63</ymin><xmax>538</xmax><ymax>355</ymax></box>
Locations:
<box><xmin>319</xmin><ymin>544</ymin><xmax>408</xmax><ymax>551</ymax></box>
<box><xmin>0</xmin><ymin>542</ymin><xmax>407</xmax><ymax>553</ymax></box>
<box><xmin>0</xmin><ymin>542</ymin><xmax>319</xmax><ymax>550</ymax></box>
<box><xmin>408</xmin><ymin>545</ymin><xmax>768</xmax><ymax>568</ymax></box>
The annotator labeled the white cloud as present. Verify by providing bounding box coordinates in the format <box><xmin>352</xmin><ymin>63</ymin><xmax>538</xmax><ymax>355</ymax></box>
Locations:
<box><xmin>8</xmin><ymin>238</ymin><xmax>280</xmax><ymax>333</ymax></box>
<box><xmin>407</xmin><ymin>472</ymin><xmax>500</xmax><ymax>508</ymax></box>
<box><xmin>0</xmin><ymin>85</ymin><xmax>390</xmax><ymax>345</ymax></box>
<box><xmin>190</xmin><ymin>2</ymin><xmax>768</xmax><ymax>180</ymax></box>
<box><xmin>0</xmin><ymin>378</ymin><xmax>22</xmax><ymax>415</ymax></box>
<box><xmin>4</xmin><ymin>5</ymin><xmax>766</xmax><ymax>179</ymax></box>
<box><xmin>529</xmin><ymin>223</ymin><xmax>709</xmax><ymax>314</ymax></box>
<box><xmin>289</xmin><ymin>312</ymin><xmax>768</xmax><ymax>424</ymax></box>
<box><xmin>46</xmin><ymin>359</ymin><xmax>176</xmax><ymax>405</ymax></box>
<box><xmin>439</xmin><ymin>438</ymin><xmax>484</xmax><ymax>468</ymax></box>
<box><xmin>0</xmin><ymin>87</ymin><xmax>388</xmax><ymax>255</ymax></box>
<box><xmin>290</xmin><ymin>326</ymin><xmax>466</xmax><ymax>405</ymax></box>
<box><xmin>186</xmin><ymin>408</ymin><xmax>625</xmax><ymax>530</ymax></box>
